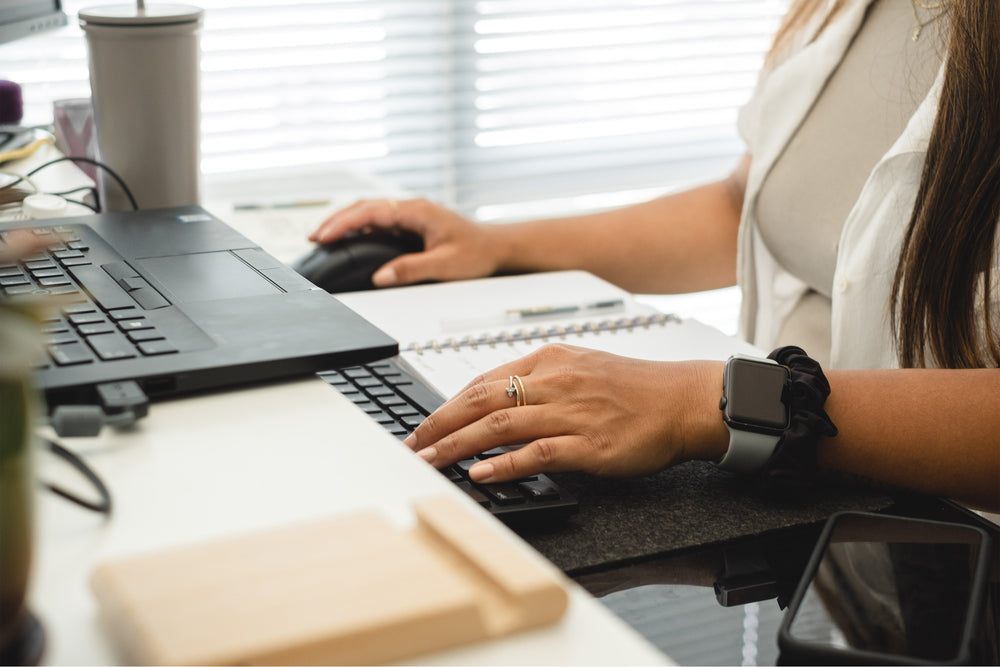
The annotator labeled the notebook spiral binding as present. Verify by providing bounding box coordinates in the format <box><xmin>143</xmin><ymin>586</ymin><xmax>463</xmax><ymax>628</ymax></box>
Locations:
<box><xmin>408</xmin><ymin>312</ymin><xmax>680</xmax><ymax>355</ymax></box>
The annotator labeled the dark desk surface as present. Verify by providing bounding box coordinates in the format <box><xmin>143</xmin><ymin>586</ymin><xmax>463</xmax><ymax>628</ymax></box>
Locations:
<box><xmin>570</xmin><ymin>497</ymin><xmax>1000</xmax><ymax>666</ymax></box>
<box><xmin>518</xmin><ymin>461</ymin><xmax>894</xmax><ymax>575</ymax></box>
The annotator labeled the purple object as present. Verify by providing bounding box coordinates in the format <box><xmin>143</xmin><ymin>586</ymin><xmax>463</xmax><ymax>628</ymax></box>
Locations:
<box><xmin>0</xmin><ymin>80</ymin><xmax>23</xmax><ymax>124</ymax></box>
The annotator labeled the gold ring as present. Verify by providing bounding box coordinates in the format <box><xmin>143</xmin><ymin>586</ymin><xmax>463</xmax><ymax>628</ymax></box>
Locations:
<box><xmin>386</xmin><ymin>198</ymin><xmax>399</xmax><ymax>223</ymax></box>
<box><xmin>508</xmin><ymin>375</ymin><xmax>525</xmax><ymax>407</ymax></box>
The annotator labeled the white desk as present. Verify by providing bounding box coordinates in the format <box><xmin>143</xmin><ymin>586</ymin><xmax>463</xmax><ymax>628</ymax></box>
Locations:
<box><xmin>26</xmin><ymin>196</ymin><xmax>672</xmax><ymax>665</ymax></box>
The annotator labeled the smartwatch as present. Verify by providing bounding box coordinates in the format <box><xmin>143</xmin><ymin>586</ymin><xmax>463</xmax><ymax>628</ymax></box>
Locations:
<box><xmin>717</xmin><ymin>354</ymin><xmax>791</xmax><ymax>474</ymax></box>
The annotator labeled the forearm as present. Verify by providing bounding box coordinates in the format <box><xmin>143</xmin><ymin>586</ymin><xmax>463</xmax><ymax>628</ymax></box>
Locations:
<box><xmin>488</xmin><ymin>171</ymin><xmax>744</xmax><ymax>294</ymax></box>
<box><xmin>685</xmin><ymin>365</ymin><xmax>1000</xmax><ymax>511</ymax></box>
<box><xmin>816</xmin><ymin>369</ymin><xmax>1000</xmax><ymax>511</ymax></box>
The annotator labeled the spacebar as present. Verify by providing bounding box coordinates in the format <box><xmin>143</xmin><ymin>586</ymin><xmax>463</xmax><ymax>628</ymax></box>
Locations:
<box><xmin>67</xmin><ymin>265</ymin><xmax>137</xmax><ymax>311</ymax></box>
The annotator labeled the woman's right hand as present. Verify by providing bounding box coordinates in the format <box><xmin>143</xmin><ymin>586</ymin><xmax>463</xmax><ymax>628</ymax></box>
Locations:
<box><xmin>307</xmin><ymin>197</ymin><xmax>507</xmax><ymax>287</ymax></box>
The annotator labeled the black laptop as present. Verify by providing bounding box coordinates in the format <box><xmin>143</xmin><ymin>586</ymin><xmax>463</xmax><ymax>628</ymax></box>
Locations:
<box><xmin>0</xmin><ymin>205</ymin><xmax>398</xmax><ymax>408</ymax></box>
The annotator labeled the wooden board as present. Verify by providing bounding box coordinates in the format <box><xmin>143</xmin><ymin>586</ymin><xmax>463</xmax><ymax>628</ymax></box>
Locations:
<box><xmin>90</xmin><ymin>496</ymin><xmax>569</xmax><ymax>665</ymax></box>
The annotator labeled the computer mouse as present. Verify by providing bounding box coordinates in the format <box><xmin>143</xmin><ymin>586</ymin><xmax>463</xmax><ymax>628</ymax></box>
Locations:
<box><xmin>291</xmin><ymin>227</ymin><xmax>425</xmax><ymax>293</ymax></box>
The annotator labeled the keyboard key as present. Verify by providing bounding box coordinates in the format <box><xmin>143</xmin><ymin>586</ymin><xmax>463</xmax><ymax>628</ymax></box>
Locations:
<box><xmin>364</xmin><ymin>385</ymin><xmax>395</xmax><ymax>398</ymax></box>
<box><xmin>482</xmin><ymin>483</ymin><xmax>527</xmax><ymax>506</ymax></box>
<box><xmin>130</xmin><ymin>286</ymin><xmax>170</xmax><ymax>310</ymax></box>
<box><xmin>518</xmin><ymin>479</ymin><xmax>562</xmax><ymax>501</ymax></box>
<box><xmin>137</xmin><ymin>340</ymin><xmax>178</xmax><ymax>355</ymax></box>
<box><xmin>38</xmin><ymin>276</ymin><xmax>72</xmax><ymax>287</ymax></box>
<box><xmin>24</xmin><ymin>259</ymin><xmax>57</xmax><ymax>270</ymax></box>
<box><xmin>117</xmin><ymin>318</ymin><xmax>154</xmax><ymax>330</ymax></box>
<box><xmin>0</xmin><ymin>276</ymin><xmax>30</xmax><ymax>287</ymax></box>
<box><xmin>399</xmin><ymin>414</ymin><xmax>424</xmax><ymax>430</ymax></box>
<box><xmin>68</xmin><ymin>312</ymin><xmax>107</xmax><ymax>326</ymax></box>
<box><xmin>375</xmin><ymin>395</ymin><xmax>407</xmax><ymax>408</ymax></box>
<box><xmin>47</xmin><ymin>332</ymin><xmax>79</xmax><ymax>346</ymax></box>
<box><xmin>30</xmin><ymin>268</ymin><xmax>66</xmax><ymax>279</ymax></box>
<box><xmin>78</xmin><ymin>322</ymin><xmax>116</xmax><ymax>336</ymax></box>
<box><xmin>385</xmin><ymin>404</ymin><xmax>419</xmax><ymax>418</ymax></box>
<box><xmin>67</xmin><ymin>265</ymin><xmax>137</xmax><ymax>311</ymax></box>
<box><xmin>125</xmin><ymin>329</ymin><xmax>165</xmax><ymax>343</ymax></box>
<box><xmin>86</xmin><ymin>332</ymin><xmax>138</xmax><ymax>360</ymax></box>
<box><xmin>49</xmin><ymin>342</ymin><xmax>94</xmax><ymax>366</ymax></box>
<box><xmin>63</xmin><ymin>304</ymin><xmax>98</xmax><ymax>315</ymax></box>
<box><xmin>456</xmin><ymin>481</ymin><xmax>491</xmax><ymax>507</ymax></box>
<box><xmin>109</xmin><ymin>308</ymin><xmax>144</xmax><ymax>321</ymax></box>
<box><xmin>41</xmin><ymin>321</ymin><xmax>71</xmax><ymax>334</ymax></box>
<box><xmin>453</xmin><ymin>459</ymin><xmax>477</xmax><ymax>478</ymax></box>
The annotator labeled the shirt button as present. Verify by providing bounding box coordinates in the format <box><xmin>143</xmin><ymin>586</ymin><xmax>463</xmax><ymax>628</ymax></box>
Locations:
<box><xmin>834</xmin><ymin>275</ymin><xmax>850</xmax><ymax>293</ymax></box>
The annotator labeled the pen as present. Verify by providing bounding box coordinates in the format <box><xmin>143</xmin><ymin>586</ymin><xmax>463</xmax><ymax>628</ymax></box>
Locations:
<box><xmin>441</xmin><ymin>298</ymin><xmax>625</xmax><ymax>332</ymax></box>
<box><xmin>233</xmin><ymin>199</ymin><xmax>332</xmax><ymax>211</ymax></box>
<box><xmin>505</xmin><ymin>299</ymin><xmax>626</xmax><ymax>320</ymax></box>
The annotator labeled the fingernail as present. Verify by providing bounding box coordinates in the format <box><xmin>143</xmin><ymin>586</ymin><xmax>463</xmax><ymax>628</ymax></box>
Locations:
<box><xmin>372</xmin><ymin>266</ymin><xmax>397</xmax><ymax>287</ymax></box>
<box><xmin>417</xmin><ymin>446</ymin><xmax>437</xmax><ymax>465</ymax></box>
<box><xmin>403</xmin><ymin>434</ymin><xmax>416</xmax><ymax>448</ymax></box>
<box><xmin>469</xmin><ymin>462</ymin><xmax>494</xmax><ymax>483</ymax></box>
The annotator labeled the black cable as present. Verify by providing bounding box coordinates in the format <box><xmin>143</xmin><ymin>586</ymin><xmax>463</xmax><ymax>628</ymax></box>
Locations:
<box><xmin>62</xmin><ymin>197</ymin><xmax>99</xmax><ymax>213</ymax></box>
<box><xmin>26</xmin><ymin>156</ymin><xmax>138</xmax><ymax>211</ymax></box>
<box><xmin>51</xmin><ymin>185</ymin><xmax>96</xmax><ymax>197</ymax></box>
<box><xmin>41</xmin><ymin>437</ymin><xmax>113</xmax><ymax>515</ymax></box>
<box><xmin>52</xmin><ymin>185</ymin><xmax>102</xmax><ymax>212</ymax></box>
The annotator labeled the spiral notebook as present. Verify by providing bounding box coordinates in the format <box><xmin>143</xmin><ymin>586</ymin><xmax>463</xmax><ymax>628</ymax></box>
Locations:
<box><xmin>338</xmin><ymin>271</ymin><xmax>761</xmax><ymax>398</ymax></box>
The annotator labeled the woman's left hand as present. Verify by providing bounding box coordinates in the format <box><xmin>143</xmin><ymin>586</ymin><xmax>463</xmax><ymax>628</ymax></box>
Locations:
<box><xmin>403</xmin><ymin>344</ymin><xmax>728</xmax><ymax>483</ymax></box>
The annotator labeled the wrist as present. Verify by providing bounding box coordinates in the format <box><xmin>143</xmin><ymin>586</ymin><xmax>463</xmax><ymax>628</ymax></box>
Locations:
<box><xmin>482</xmin><ymin>222</ymin><xmax>524</xmax><ymax>274</ymax></box>
<box><xmin>679</xmin><ymin>360</ymin><xmax>729</xmax><ymax>464</ymax></box>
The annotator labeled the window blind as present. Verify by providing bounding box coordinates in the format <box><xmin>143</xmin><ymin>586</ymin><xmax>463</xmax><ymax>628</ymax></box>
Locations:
<box><xmin>0</xmin><ymin>0</ymin><xmax>787</xmax><ymax>219</ymax></box>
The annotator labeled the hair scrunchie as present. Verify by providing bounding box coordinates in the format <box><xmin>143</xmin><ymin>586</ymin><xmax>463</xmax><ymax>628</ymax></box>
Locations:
<box><xmin>758</xmin><ymin>345</ymin><xmax>838</xmax><ymax>493</ymax></box>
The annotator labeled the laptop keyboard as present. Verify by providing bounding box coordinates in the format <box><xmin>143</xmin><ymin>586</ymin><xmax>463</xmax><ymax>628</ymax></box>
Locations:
<box><xmin>0</xmin><ymin>224</ymin><xmax>180</xmax><ymax>369</ymax></box>
<box><xmin>319</xmin><ymin>357</ymin><xmax>579</xmax><ymax>526</ymax></box>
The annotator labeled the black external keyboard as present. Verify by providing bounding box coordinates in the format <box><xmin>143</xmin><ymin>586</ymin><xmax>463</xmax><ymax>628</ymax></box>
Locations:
<box><xmin>0</xmin><ymin>225</ymin><xmax>179</xmax><ymax>369</ymax></box>
<box><xmin>319</xmin><ymin>357</ymin><xmax>579</xmax><ymax>526</ymax></box>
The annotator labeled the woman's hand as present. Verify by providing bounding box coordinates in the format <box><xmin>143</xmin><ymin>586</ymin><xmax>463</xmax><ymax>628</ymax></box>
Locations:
<box><xmin>403</xmin><ymin>344</ymin><xmax>729</xmax><ymax>483</ymax></box>
<box><xmin>307</xmin><ymin>197</ymin><xmax>506</xmax><ymax>287</ymax></box>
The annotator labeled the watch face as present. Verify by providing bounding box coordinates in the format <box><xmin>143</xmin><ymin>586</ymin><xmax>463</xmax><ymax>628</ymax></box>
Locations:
<box><xmin>724</xmin><ymin>358</ymin><xmax>790</xmax><ymax>431</ymax></box>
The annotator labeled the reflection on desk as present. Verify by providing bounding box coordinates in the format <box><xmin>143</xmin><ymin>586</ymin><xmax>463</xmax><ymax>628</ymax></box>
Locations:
<box><xmin>575</xmin><ymin>499</ymin><xmax>1000</xmax><ymax>666</ymax></box>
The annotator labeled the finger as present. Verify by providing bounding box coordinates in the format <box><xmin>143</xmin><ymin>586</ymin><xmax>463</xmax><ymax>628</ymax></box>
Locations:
<box><xmin>370</xmin><ymin>244</ymin><xmax>463</xmax><ymax>287</ymax></box>
<box><xmin>406</xmin><ymin>377</ymin><xmax>526</xmax><ymax>452</ymax></box>
<box><xmin>0</xmin><ymin>229</ymin><xmax>49</xmax><ymax>262</ymax></box>
<box><xmin>469</xmin><ymin>435</ymin><xmax>587</xmax><ymax>482</ymax></box>
<box><xmin>308</xmin><ymin>200</ymin><xmax>368</xmax><ymax>243</ymax></box>
<box><xmin>451</xmin><ymin>356</ymin><xmax>542</xmax><ymax>400</ymax></box>
<box><xmin>309</xmin><ymin>198</ymin><xmax>401</xmax><ymax>243</ymax></box>
<box><xmin>416</xmin><ymin>402</ymin><xmax>572</xmax><ymax>472</ymax></box>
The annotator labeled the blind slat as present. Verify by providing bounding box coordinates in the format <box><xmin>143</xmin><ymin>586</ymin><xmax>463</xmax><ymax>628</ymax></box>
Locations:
<box><xmin>0</xmin><ymin>0</ymin><xmax>786</xmax><ymax>217</ymax></box>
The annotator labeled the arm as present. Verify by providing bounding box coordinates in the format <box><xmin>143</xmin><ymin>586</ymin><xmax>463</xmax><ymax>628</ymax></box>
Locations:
<box><xmin>309</xmin><ymin>154</ymin><xmax>750</xmax><ymax>294</ymax></box>
<box><xmin>404</xmin><ymin>348</ymin><xmax>1000</xmax><ymax>513</ymax></box>
<box><xmin>490</xmin><ymin>154</ymin><xmax>748</xmax><ymax>293</ymax></box>
<box><xmin>816</xmin><ymin>368</ymin><xmax>1000</xmax><ymax>511</ymax></box>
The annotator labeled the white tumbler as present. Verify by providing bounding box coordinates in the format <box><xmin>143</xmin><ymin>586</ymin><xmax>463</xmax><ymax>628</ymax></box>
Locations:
<box><xmin>79</xmin><ymin>4</ymin><xmax>204</xmax><ymax>211</ymax></box>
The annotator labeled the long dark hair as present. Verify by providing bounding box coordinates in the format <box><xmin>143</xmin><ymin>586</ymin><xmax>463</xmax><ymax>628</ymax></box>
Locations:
<box><xmin>890</xmin><ymin>1</ymin><xmax>1000</xmax><ymax>368</ymax></box>
<box><xmin>769</xmin><ymin>0</ymin><xmax>1000</xmax><ymax>369</ymax></box>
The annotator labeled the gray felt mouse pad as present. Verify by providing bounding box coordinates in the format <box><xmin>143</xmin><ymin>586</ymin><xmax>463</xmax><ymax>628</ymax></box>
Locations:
<box><xmin>518</xmin><ymin>461</ymin><xmax>893</xmax><ymax>575</ymax></box>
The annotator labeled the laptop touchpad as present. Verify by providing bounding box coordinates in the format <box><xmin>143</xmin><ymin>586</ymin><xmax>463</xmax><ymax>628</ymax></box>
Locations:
<box><xmin>138</xmin><ymin>252</ymin><xmax>281</xmax><ymax>302</ymax></box>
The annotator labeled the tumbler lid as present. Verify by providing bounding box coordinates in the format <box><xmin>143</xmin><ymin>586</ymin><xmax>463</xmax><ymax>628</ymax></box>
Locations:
<box><xmin>79</xmin><ymin>4</ymin><xmax>203</xmax><ymax>27</ymax></box>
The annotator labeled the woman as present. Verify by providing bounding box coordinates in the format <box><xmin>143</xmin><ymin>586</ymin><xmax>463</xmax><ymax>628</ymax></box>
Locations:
<box><xmin>310</xmin><ymin>0</ymin><xmax>1000</xmax><ymax>511</ymax></box>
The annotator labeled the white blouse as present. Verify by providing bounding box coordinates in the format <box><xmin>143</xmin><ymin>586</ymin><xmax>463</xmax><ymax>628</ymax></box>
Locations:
<box><xmin>735</xmin><ymin>0</ymin><xmax>981</xmax><ymax>370</ymax></box>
